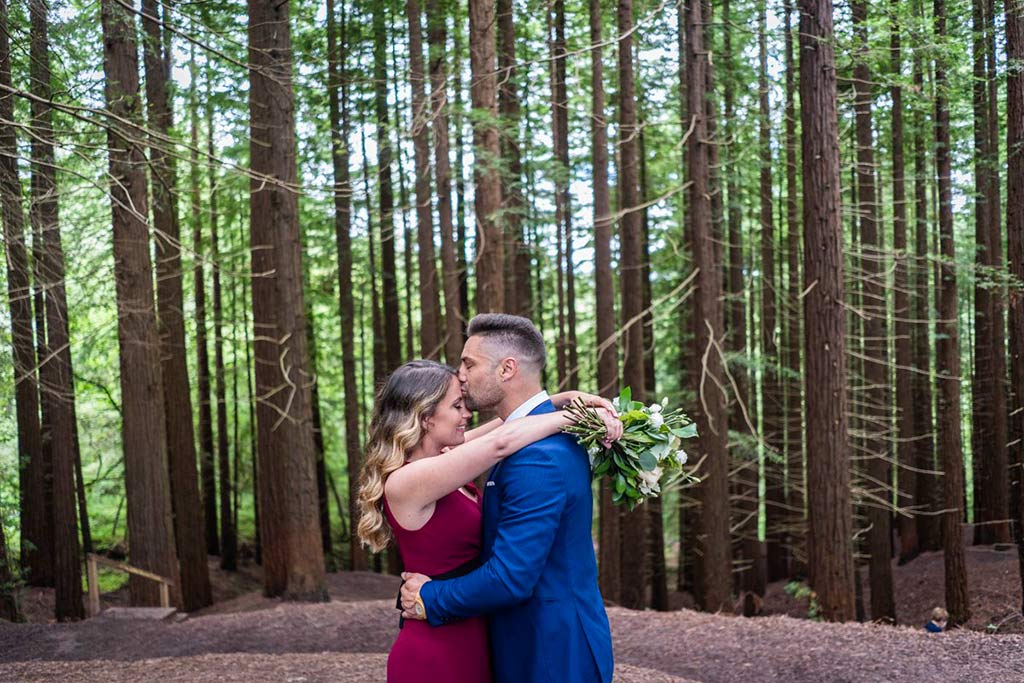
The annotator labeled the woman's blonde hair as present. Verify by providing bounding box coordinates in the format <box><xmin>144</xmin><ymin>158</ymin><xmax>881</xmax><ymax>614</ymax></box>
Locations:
<box><xmin>356</xmin><ymin>360</ymin><xmax>458</xmax><ymax>552</ymax></box>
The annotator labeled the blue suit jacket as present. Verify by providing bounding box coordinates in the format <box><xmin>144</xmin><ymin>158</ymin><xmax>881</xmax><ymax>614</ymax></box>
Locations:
<box><xmin>419</xmin><ymin>400</ymin><xmax>614</xmax><ymax>683</ymax></box>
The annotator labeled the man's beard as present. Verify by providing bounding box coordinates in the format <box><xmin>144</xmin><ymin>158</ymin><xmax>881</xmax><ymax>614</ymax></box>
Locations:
<box><xmin>463</xmin><ymin>382</ymin><xmax>502</xmax><ymax>412</ymax></box>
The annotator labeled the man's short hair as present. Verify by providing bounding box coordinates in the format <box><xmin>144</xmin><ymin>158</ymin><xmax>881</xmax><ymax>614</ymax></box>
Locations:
<box><xmin>467</xmin><ymin>313</ymin><xmax>546</xmax><ymax>374</ymax></box>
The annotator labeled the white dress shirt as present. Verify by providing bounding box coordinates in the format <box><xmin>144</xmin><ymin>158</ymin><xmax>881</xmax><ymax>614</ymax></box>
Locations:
<box><xmin>504</xmin><ymin>390</ymin><xmax>551</xmax><ymax>422</ymax></box>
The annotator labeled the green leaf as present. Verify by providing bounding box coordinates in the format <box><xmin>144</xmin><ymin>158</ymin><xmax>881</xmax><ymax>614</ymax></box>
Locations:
<box><xmin>671</xmin><ymin>422</ymin><xmax>698</xmax><ymax>439</ymax></box>
<box><xmin>638</xmin><ymin>451</ymin><xmax>658</xmax><ymax>471</ymax></box>
<box><xmin>614</xmin><ymin>474</ymin><xmax>626</xmax><ymax>494</ymax></box>
<box><xmin>619</xmin><ymin>386</ymin><xmax>632</xmax><ymax>407</ymax></box>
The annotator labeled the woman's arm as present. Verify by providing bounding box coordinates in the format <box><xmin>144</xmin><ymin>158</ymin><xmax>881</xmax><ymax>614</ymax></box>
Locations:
<box><xmin>550</xmin><ymin>390</ymin><xmax>616</xmax><ymax>413</ymax></box>
<box><xmin>386</xmin><ymin>408</ymin><xmax>622</xmax><ymax>522</ymax></box>
<box><xmin>464</xmin><ymin>417</ymin><xmax>503</xmax><ymax>442</ymax></box>
<box><xmin>386</xmin><ymin>411</ymin><xmax>576</xmax><ymax>516</ymax></box>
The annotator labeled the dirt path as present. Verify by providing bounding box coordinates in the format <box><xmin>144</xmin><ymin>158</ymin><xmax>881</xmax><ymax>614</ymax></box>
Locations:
<box><xmin>2</xmin><ymin>571</ymin><xmax>1022</xmax><ymax>683</ymax></box>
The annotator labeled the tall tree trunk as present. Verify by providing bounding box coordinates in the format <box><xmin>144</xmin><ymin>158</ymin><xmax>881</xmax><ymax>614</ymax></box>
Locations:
<box><xmin>328</xmin><ymin>0</ymin><xmax>367</xmax><ymax>573</ymax></box>
<box><xmin>983</xmin><ymin>0</ymin><xmax>1009</xmax><ymax>547</ymax></box>
<box><xmin>454</xmin><ymin>22</ymin><xmax>470</xmax><ymax>326</ymax></box>
<box><xmin>550</xmin><ymin>9</ymin><xmax>568</xmax><ymax>388</ymax></box>
<box><xmin>759</xmin><ymin>0</ymin><xmax>787</xmax><ymax>585</ymax></box>
<box><xmin>207</xmin><ymin>88</ymin><xmax>237</xmax><ymax>572</ymax></box>
<box><xmin>912</xmin><ymin>12</ymin><xmax>940</xmax><ymax>552</ymax></box>
<box><xmin>29</xmin><ymin>0</ymin><xmax>86</xmax><ymax>611</ymax></box>
<box><xmin>469</xmin><ymin>0</ymin><xmax>504</xmax><ymax>313</ymax></box>
<box><xmin>141</xmin><ymin>0</ymin><xmax>211</xmax><ymax>609</ymax></box>
<box><xmin>371</xmin><ymin>0</ymin><xmax>401</xmax><ymax>375</ymax></box>
<box><xmin>100</xmin><ymin>0</ymin><xmax>181</xmax><ymax>606</ymax></box>
<box><xmin>731</xmin><ymin>0</ymin><xmax>764</xmax><ymax>604</ymax></box>
<box><xmin>782</xmin><ymin>0</ymin><xmax>805</xmax><ymax>580</ymax></box>
<box><xmin>852</xmin><ymin>0</ymin><xmax>896</xmax><ymax>623</ymax></box>
<box><xmin>1</xmin><ymin>0</ymin><xmax>48</xmax><ymax>591</ymax></box>
<box><xmin>388</xmin><ymin>23</ymin><xmax>415</xmax><ymax>364</ymax></box>
<box><xmin>798</xmin><ymin>0</ymin><xmax>856</xmax><ymax>622</ymax></box>
<box><xmin>933</xmin><ymin>0</ymin><xmax>971</xmax><ymax>626</ymax></box>
<box><xmin>686</xmin><ymin>0</ymin><xmax>732</xmax><ymax>614</ymax></box>
<box><xmin>1005</xmin><ymin>0</ymin><xmax>1024</xmax><ymax>614</ymax></box>
<box><xmin>427</xmin><ymin>0</ymin><xmax>463</xmax><ymax>365</ymax></box>
<box><xmin>971</xmin><ymin>0</ymin><xmax>1011</xmax><ymax>546</ymax></box>
<box><xmin>617</xmin><ymin>0</ymin><xmax>648</xmax><ymax>610</ymax></box>
<box><xmin>590</xmin><ymin>0</ymin><xmax>620</xmax><ymax>602</ymax></box>
<box><xmin>190</xmin><ymin>46</ymin><xmax>218</xmax><ymax>557</ymax></box>
<box><xmin>406</xmin><ymin>0</ymin><xmax>443</xmax><ymax>360</ymax></box>
<box><xmin>497</xmin><ymin>0</ymin><xmax>530</xmax><ymax>317</ymax></box>
<box><xmin>248</xmin><ymin>0</ymin><xmax>327</xmax><ymax>600</ymax></box>
<box><xmin>890</xmin><ymin>0</ymin><xmax>919</xmax><ymax>566</ymax></box>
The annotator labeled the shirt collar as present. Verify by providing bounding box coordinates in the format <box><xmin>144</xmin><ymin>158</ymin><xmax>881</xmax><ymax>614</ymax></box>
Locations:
<box><xmin>504</xmin><ymin>390</ymin><xmax>550</xmax><ymax>422</ymax></box>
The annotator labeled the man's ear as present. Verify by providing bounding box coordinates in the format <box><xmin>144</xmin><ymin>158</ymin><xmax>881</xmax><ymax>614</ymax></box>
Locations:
<box><xmin>499</xmin><ymin>357</ymin><xmax>518</xmax><ymax>382</ymax></box>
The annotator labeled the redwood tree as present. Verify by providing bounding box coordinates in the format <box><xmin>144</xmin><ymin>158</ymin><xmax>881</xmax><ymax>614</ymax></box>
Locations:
<box><xmin>686</xmin><ymin>0</ymin><xmax>732</xmax><ymax>614</ymax></box>
<box><xmin>30</xmin><ymin>0</ymin><xmax>83</xmax><ymax>620</ymax></box>
<box><xmin>248</xmin><ymin>0</ymin><xmax>327</xmax><ymax>600</ymax></box>
<box><xmin>798</xmin><ymin>0</ymin><xmax>856</xmax><ymax>622</ymax></box>
<box><xmin>141</xmin><ymin>0</ymin><xmax>212</xmax><ymax>609</ymax></box>
<box><xmin>852</xmin><ymin>0</ymin><xmax>895</xmax><ymax>622</ymax></box>
<box><xmin>1</xmin><ymin>0</ymin><xmax>51</xmax><ymax>593</ymax></box>
<box><xmin>469</xmin><ymin>0</ymin><xmax>504</xmax><ymax>313</ymax></box>
<box><xmin>617</xmin><ymin>0</ymin><xmax>647</xmax><ymax>610</ymax></box>
<box><xmin>934</xmin><ymin>0</ymin><xmax>971</xmax><ymax>626</ymax></box>
<box><xmin>100</xmin><ymin>0</ymin><xmax>181</xmax><ymax>606</ymax></box>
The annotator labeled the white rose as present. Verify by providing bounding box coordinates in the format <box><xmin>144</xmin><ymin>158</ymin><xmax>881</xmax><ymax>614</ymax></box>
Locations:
<box><xmin>675</xmin><ymin>449</ymin><xmax>688</xmax><ymax>466</ymax></box>
<box><xmin>611</xmin><ymin>396</ymin><xmax>620</xmax><ymax>410</ymax></box>
<box><xmin>650</xmin><ymin>412</ymin><xmax>664</xmax><ymax>429</ymax></box>
<box><xmin>649</xmin><ymin>403</ymin><xmax>662</xmax><ymax>414</ymax></box>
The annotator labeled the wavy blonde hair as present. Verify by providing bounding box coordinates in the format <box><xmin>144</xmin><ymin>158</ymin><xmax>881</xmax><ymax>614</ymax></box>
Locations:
<box><xmin>357</xmin><ymin>360</ymin><xmax>458</xmax><ymax>552</ymax></box>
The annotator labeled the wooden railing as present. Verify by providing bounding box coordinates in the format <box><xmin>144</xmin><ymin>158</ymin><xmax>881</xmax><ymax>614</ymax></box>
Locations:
<box><xmin>85</xmin><ymin>553</ymin><xmax>175</xmax><ymax>617</ymax></box>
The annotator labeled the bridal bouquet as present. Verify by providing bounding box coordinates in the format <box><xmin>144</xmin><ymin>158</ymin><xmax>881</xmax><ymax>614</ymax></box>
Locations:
<box><xmin>563</xmin><ymin>387</ymin><xmax>698</xmax><ymax>510</ymax></box>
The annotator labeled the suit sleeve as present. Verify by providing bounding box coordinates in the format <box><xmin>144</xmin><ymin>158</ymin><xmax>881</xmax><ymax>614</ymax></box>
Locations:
<box><xmin>419</xmin><ymin>444</ymin><xmax>566</xmax><ymax>625</ymax></box>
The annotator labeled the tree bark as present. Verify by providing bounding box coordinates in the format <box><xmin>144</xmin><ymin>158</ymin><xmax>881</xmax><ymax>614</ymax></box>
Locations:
<box><xmin>497</xmin><ymin>0</ymin><xmax>530</xmax><ymax>317</ymax></box>
<box><xmin>617</xmin><ymin>0</ymin><xmax>648</xmax><ymax>611</ymax></box>
<box><xmin>933</xmin><ymin>0</ymin><xmax>971</xmax><ymax>626</ymax></box>
<box><xmin>370</xmin><ymin>0</ymin><xmax>401</xmax><ymax>374</ymax></box>
<box><xmin>26</xmin><ymin>0</ymin><xmax>83</xmax><ymax>620</ymax></box>
<box><xmin>798</xmin><ymin>0</ymin><xmax>856</xmax><ymax>622</ymax></box>
<box><xmin>686</xmin><ymin>0</ymin><xmax>732</xmax><ymax>614</ymax></box>
<box><xmin>890</xmin><ymin>0</ymin><xmax>919</xmax><ymax>566</ymax></box>
<box><xmin>1</xmin><ymin>0</ymin><xmax>50</xmax><ymax>592</ymax></box>
<box><xmin>971</xmin><ymin>0</ymin><xmax>1011</xmax><ymax>546</ymax></box>
<box><xmin>852</xmin><ymin>0</ymin><xmax>896</xmax><ymax>623</ymax></box>
<box><xmin>590</xmin><ymin>0</ymin><xmax>620</xmax><ymax>602</ymax></box>
<box><xmin>141</xmin><ymin>0</ymin><xmax>212</xmax><ymax>608</ymax></box>
<box><xmin>911</xmin><ymin>11</ymin><xmax>940</xmax><ymax>552</ymax></box>
<box><xmin>730</xmin><ymin>0</ymin><xmax>765</xmax><ymax>604</ymax></box>
<box><xmin>1005</xmin><ymin>0</ymin><xmax>1024</xmax><ymax>614</ymax></box>
<box><xmin>405</xmin><ymin>0</ymin><xmax>443</xmax><ymax>360</ymax></box>
<box><xmin>207</xmin><ymin>84</ymin><xmax>237</xmax><ymax>572</ymax></box>
<box><xmin>469</xmin><ymin>0</ymin><xmax>504</xmax><ymax>313</ymax></box>
<box><xmin>248</xmin><ymin>0</ymin><xmax>327</xmax><ymax>600</ymax></box>
<box><xmin>100</xmin><ymin>0</ymin><xmax>181</xmax><ymax>606</ymax></box>
<box><xmin>327</xmin><ymin>0</ymin><xmax>367</xmax><ymax>573</ymax></box>
<box><xmin>426</xmin><ymin>0</ymin><xmax>463</xmax><ymax>365</ymax></box>
<box><xmin>190</xmin><ymin>46</ymin><xmax>218</xmax><ymax>558</ymax></box>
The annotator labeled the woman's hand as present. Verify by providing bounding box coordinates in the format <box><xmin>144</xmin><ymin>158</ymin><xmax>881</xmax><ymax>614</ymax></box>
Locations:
<box><xmin>593</xmin><ymin>407</ymin><xmax>623</xmax><ymax>447</ymax></box>
<box><xmin>552</xmin><ymin>390</ymin><xmax>617</xmax><ymax>415</ymax></box>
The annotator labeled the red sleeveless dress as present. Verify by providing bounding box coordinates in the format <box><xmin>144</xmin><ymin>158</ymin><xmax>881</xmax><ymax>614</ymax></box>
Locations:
<box><xmin>383</xmin><ymin>483</ymin><xmax>491</xmax><ymax>683</ymax></box>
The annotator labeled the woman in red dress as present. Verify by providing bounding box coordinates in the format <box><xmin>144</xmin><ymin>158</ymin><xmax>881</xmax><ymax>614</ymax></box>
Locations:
<box><xmin>356</xmin><ymin>360</ymin><xmax>617</xmax><ymax>683</ymax></box>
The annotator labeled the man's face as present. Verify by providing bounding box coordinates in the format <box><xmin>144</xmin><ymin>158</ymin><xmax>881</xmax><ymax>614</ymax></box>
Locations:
<box><xmin>458</xmin><ymin>335</ymin><xmax>506</xmax><ymax>411</ymax></box>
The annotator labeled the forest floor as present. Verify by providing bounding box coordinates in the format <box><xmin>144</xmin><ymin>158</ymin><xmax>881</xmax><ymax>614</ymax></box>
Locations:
<box><xmin>1</xmin><ymin>545</ymin><xmax>1023</xmax><ymax>682</ymax></box>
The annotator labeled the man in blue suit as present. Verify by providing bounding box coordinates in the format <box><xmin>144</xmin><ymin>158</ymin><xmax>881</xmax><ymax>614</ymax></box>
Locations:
<box><xmin>399</xmin><ymin>313</ymin><xmax>614</xmax><ymax>683</ymax></box>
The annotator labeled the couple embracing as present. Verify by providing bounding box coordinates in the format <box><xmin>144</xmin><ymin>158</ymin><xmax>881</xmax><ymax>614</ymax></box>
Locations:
<box><xmin>356</xmin><ymin>314</ymin><xmax>617</xmax><ymax>683</ymax></box>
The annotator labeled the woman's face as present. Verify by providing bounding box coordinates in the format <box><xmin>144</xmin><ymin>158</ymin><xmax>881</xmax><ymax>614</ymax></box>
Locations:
<box><xmin>424</xmin><ymin>377</ymin><xmax>472</xmax><ymax>450</ymax></box>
